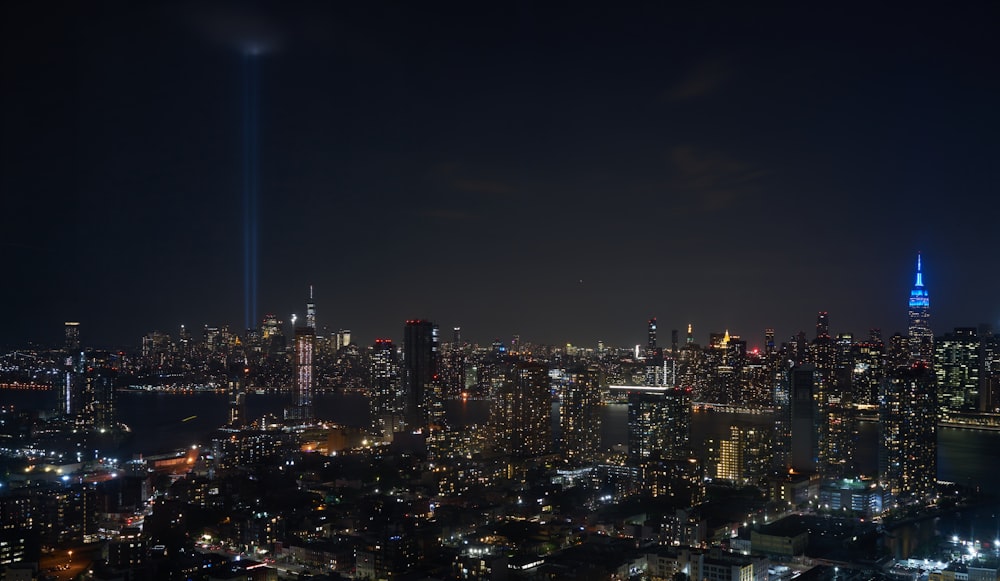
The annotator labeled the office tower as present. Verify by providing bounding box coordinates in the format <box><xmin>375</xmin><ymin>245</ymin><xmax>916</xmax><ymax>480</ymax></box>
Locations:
<box><xmin>645</xmin><ymin>317</ymin><xmax>664</xmax><ymax>386</ymax></box>
<box><xmin>789</xmin><ymin>365</ymin><xmax>818</xmax><ymax>473</ymax></box>
<box><xmin>306</xmin><ymin>285</ymin><xmax>316</xmax><ymax>330</ymax></box>
<box><xmin>65</xmin><ymin>322</ymin><xmax>81</xmax><ymax>352</ymax></box>
<box><xmin>816</xmin><ymin>312</ymin><xmax>830</xmax><ymax>340</ymax></box>
<box><xmin>686</xmin><ymin>323</ymin><xmax>694</xmax><ymax>344</ymax></box>
<box><xmin>908</xmin><ymin>253</ymin><xmax>933</xmax><ymax>364</ymax></box>
<box><xmin>403</xmin><ymin>320</ymin><xmax>439</xmax><ymax>428</ymax></box>
<box><xmin>981</xmin><ymin>325</ymin><xmax>1000</xmax><ymax>413</ymax></box>
<box><xmin>879</xmin><ymin>363</ymin><xmax>937</xmax><ymax>503</ymax></box>
<box><xmin>934</xmin><ymin>327</ymin><xmax>980</xmax><ymax>412</ymax></box>
<box><xmin>453</xmin><ymin>326</ymin><xmax>462</xmax><ymax>345</ymax></box>
<box><xmin>288</xmin><ymin>326</ymin><xmax>315</xmax><ymax>421</ymax></box>
<box><xmin>370</xmin><ymin>339</ymin><xmax>402</xmax><ymax>440</ymax></box>
<box><xmin>765</xmin><ymin>328</ymin><xmax>776</xmax><ymax>355</ymax></box>
<box><xmin>560</xmin><ymin>365</ymin><xmax>602</xmax><ymax>463</ymax></box>
<box><xmin>491</xmin><ymin>359</ymin><xmax>551</xmax><ymax>459</ymax></box>
<box><xmin>336</xmin><ymin>329</ymin><xmax>351</xmax><ymax>350</ymax></box>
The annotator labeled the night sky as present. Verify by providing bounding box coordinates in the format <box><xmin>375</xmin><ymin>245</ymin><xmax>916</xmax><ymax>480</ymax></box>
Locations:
<box><xmin>2</xmin><ymin>2</ymin><xmax>998</xmax><ymax>350</ymax></box>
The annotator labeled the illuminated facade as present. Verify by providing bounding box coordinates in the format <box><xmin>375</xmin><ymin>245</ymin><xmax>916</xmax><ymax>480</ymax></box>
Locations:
<box><xmin>370</xmin><ymin>339</ymin><xmax>402</xmax><ymax>440</ymax></box>
<box><xmin>490</xmin><ymin>359</ymin><xmax>551</xmax><ymax>459</ymax></box>
<box><xmin>618</xmin><ymin>385</ymin><xmax>692</xmax><ymax>465</ymax></box>
<box><xmin>934</xmin><ymin>327</ymin><xmax>980</xmax><ymax>412</ymax></box>
<box><xmin>289</xmin><ymin>326</ymin><xmax>315</xmax><ymax>421</ymax></box>
<box><xmin>908</xmin><ymin>253</ymin><xmax>933</xmax><ymax>364</ymax></box>
<box><xmin>65</xmin><ymin>321</ymin><xmax>81</xmax><ymax>352</ymax></box>
<box><xmin>713</xmin><ymin>423</ymin><xmax>772</xmax><ymax>485</ymax></box>
<box><xmin>560</xmin><ymin>364</ymin><xmax>602</xmax><ymax>463</ymax></box>
<box><xmin>305</xmin><ymin>285</ymin><xmax>316</xmax><ymax>330</ymax></box>
<box><xmin>879</xmin><ymin>363</ymin><xmax>937</xmax><ymax>502</ymax></box>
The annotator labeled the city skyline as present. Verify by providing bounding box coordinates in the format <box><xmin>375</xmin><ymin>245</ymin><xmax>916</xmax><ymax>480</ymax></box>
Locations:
<box><xmin>2</xmin><ymin>3</ymin><xmax>998</xmax><ymax>349</ymax></box>
<box><xmin>4</xmin><ymin>253</ymin><xmax>997</xmax><ymax>351</ymax></box>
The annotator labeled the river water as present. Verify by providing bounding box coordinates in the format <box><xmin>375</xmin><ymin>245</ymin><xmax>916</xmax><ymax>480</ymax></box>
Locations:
<box><xmin>5</xmin><ymin>390</ymin><xmax>999</xmax><ymax>489</ymax></box>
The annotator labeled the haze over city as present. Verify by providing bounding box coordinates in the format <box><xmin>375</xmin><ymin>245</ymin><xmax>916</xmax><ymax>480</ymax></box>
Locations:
<box><xmin>3</xmin><ymin>3</ymin><xmax>998</xmax><ymax>349</ymax></box>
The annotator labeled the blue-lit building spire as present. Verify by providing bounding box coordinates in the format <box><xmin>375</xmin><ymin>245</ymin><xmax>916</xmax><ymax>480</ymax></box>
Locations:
<box><xmin>908</xmin><ymin>253</ymin><xmax>932</xmax><ymax>364</ymax></box>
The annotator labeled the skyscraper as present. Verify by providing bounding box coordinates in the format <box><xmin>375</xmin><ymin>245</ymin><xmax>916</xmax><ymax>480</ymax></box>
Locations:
<box><xmin>491</xmin><ymin>359</ymin><xmax>551</xmax><ymax>459</ymax></box>
<box><xmin>908</xmin><ymin>253</ymin><xmax>932</xmax><ymax>365</ymax></box>
<box><xmin>65</xmin><ymin>322</ymin><xmax>81</xmax><ymax>352</ymax></box>
<box><xmin>403</xmin><ymin>320</ymin><xmax>439</xmax><ymax>428</ymax></box>
<box><xmin>934</xmin><ymin>327</ymin><xmax>980</xmax><ymax>412</ymax></box>
<box><xmin>879</xmin><ymin>363</ymin><xmax>937</xmax><ymax>503</ymax></box>
<box><xmin>306</xmin><ymin>285</ymin><xmax>316</xmax><ymax>330</ymax></box>
<box><xmin>789</xmin><ymin>365</ymin><xmax>818</xmax><ymax>473</ymax></box>
<box><xmin>370</xmin><ymin>338</ymin><xmax>402</xmax><ymax>440</ymax></box>
<box><xmin>560</xmin><ymin>364</ymin><xmax>602</xmax><ymax>463</ymax></box>
<box><xmin>618</xmin><ymin>386</ymin><xmax>692</xmax><ymax>465</ymax></box>
<box><xmin>645</xmin><ymin>317</ymin><xmax>664</xmax><ymax>386</ymax></box>
<box><xmin>288</xmin><ymin>326</ymin><xmax>315</xmax><ymax>421</ymax></box>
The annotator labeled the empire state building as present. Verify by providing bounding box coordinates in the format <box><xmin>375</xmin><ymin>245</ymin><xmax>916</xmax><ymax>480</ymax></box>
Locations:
<box><xmin>908</xmin><ymin>253</ymin><xmax>933</xmax><ymax>364</ymax></box>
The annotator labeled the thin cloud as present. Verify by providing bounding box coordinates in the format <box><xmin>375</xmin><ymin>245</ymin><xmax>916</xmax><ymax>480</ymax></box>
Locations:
<box><xmin>666</xmin><ymin>57</ymin><xmax>733</xmax><ymax>101</ymax></box>
<box><xmin>667</xmin><ymin>145</ymin><xmax>769</xmax><ymax>212</ymax></box>
<box><xmin>451</xmin><ymin>179</ymin><xmax>516</xmax><ymax>196</ymax></box>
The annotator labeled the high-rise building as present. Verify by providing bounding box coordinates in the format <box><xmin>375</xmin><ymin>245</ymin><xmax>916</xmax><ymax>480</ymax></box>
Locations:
<box><xmin>853</xmin><ymin>331</ymin><xmax>885</xmax><ymax>407</ymax></box>
<box><xmin>288</xmin><ymin>327</ymin><xmax>315</xmax><ymax>421</ymax></box>
<box><xmin>617</xmin><ymin>385</ymin><xmax>692</xmax><ymax>465</ymax></box>
<box><xmin>934</xmin><ymin>327</ymin><xmax>980</xmax><ymax>412</ymax></box>
<box><xmin>306</xmin><ymin>285</ymin><xmax>316</xmax><ymax>330</ymax></box>
<box><xmin>816</xmin><ymin>312</ymin><xmax>830</xmax><ymax>340</ymax></box>
<box><xmin>403</xmin><ymin>320</ymin><xmax>439</xmax><ymax>428</ymax></box>
<box><xmin>645</xmin><ymin>317</ymin><xmax>665</xmax><ymax>386</ymax></box>
<box><xmin>789</xmin><ymin>365</ymin><xmax>818</xmax><ymax>473</ymax></box>
<box><xmin>560</xmin><ymin>365</ymin><xmax>602</xmax><ymax>463</ymax></box>
<box><xmin>981</xmin><ymin>325</ymin><xmax>1000</xmax><ymax>413</ymax></box>
<box><xmin>490</xmin><ymin>359</ymin><xmax>551</xmax><ymax>459</ymax></box>
<box><xmin>370</xmin><ymin>339</ymin><xmax>402</xmax><ymax>440</ymax></box>
<box><xmin>879</xmin><ymin>363</ymin><xmax>937</xmax><ymax>503</ymax></box>
<box><xmin>908</xmin><ymin>253</ymin><xmax>933</xmax><ymax>365</ymax></box>
<box><xmin>83</xmin><ymin>351</ymin><xmax>117</xmax><ymax>432</ymax></box>
<box><xmin>65</xmin><ymin>322</ymin><xmax>81</xmax><ymax>352</ymax></box>
<box><xmin>711</xmin><ymin>423</ymin><xmax>773</xmax><ymax>486</ymax></box>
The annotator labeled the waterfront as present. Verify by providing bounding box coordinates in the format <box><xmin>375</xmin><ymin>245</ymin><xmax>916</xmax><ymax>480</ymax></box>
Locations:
<box><xmin>5</xmin><ymin>390</ymin><xmax>1000</xmax><ymax>490</ymax></box>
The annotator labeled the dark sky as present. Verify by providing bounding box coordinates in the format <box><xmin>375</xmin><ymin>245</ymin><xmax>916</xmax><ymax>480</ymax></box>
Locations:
<box><xmin>2</xmin><ymin>2</ymin><xmax>998</xmax><ymax>350</ymax></box>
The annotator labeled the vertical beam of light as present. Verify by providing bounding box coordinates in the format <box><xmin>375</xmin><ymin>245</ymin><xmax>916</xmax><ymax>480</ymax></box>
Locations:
<box><xmin>242</xmin><ymin>53</ymin><xmax>260</xmax><ymax>331</ymax></box>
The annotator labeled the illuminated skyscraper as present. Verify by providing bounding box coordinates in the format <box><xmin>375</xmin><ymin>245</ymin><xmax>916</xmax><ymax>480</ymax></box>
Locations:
<box><xmin>306</xmin><ymin>285</ymin><xmax>316</xmax><ymax>330</ymax></box>
<box><xmin>403</xmin><ymin>320</ymin><xmax>439</xmax><ymax>427</ymax></box>
<box><xmin>65</xmin><ymin>321</ymin><xmax>81</xmax><ymax>352</ymax></box>
<box><xmin>908</xmin><ymin>253</ymin><xmax>933</xmax><ymax>364</ymax></box>
<box><xmin>491</xmin><ymin>359</ymin><xmax>551</xmax><ymax>459</ymax></box>
<box><xmin>645</xmin><ymin>317</ymin><xmax>665</xmax><ymax>386</ymax></box>
<box><xmin>288</xmin><ymin>326</ymin><xmax>315</xmax><ymax>421</ymax></box>
<box><xmin>560</xmin><ymin>364</ymin><xmax>602</xmax><ymax>463</ymax></box>
<box><xmin>618</xmin><ymin>385</ymin><xmax>692</xmax><ymax>465</ymax></box>
<box><xmin>370</xmin><ymin>338</ymin><xmax>402</xmax><ymax>440</ymax></box>
<box><xmin>713</xmin><ymin>423</ymin><xmax>772</xmax><ymax>485</ymax></box>
<box><xmin>934</xmin><ymin>327</ymin><xmax>980</xmax><ymax>412</ymax></box>
<box><xmin>879</xmin><ymin>363</ymin><xmax>937</xmax><ymax>503</ymax></box>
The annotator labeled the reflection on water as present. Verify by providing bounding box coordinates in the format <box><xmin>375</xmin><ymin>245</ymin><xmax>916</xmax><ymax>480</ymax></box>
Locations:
<box><xmin>7</xmin><ymin>390</ymin><xmax>1000</xmax><ymax>491</ymax></box>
